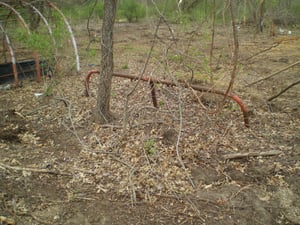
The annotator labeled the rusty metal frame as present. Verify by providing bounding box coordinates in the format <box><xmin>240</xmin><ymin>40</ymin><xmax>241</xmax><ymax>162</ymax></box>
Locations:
<box><xmin>85</xmin><ymin>70</ymin><xmax>250</xmax><ymax>127</ymax></box>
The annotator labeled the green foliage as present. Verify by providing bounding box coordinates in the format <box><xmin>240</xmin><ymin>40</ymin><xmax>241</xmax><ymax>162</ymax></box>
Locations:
<box><xmin>12</xmin><ymin>11</ymin><xmax>68</xmax><ymax>59</ymax></box>
<box><xmin>144</xmin><ymin>138</ymin><xmax>157</xmax><ymax>156</ymax></box>
<box><xmin>63</xmin><ymin>1</ymin><xmax>104</xmax><ymax>21</ymax></box>
<box><xmin>118</xmin><ymin>0</ymin><xmax>146</xmax><ymax>22</ymax></box>
<box><xmin>13</xmin><ymin>27</ymin><xmax>53</xmax><ymax>58</ymax></box>
<box><xmin>180</xmin><ymin>2</ymin><xmax>212</xmax><ymax>23</ymax></box>
<box><xmin>290</xmin><ymin>1</ymin><xmax>300</xmax><ymax>22</ymax></box>
<box><xmin>51</xmin><ymin>12</ymin><xmax>67</xmax><ymax>47</ymax></box>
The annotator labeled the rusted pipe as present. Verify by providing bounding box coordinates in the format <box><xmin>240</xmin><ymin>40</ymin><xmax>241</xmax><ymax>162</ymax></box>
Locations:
<box><xmin>85</xmin><ymin>69</ymin><xmax>99</xmax><ymax>96</ymax></box>
<box><xmin>150</xmin><ymin>80</ymin><xmax>158</xmax><ymax>108</ymax></box>
<box><xmin>85</xmin><ymin>70</ymin><xmax>249</xmax><ymax>127</ymax></box>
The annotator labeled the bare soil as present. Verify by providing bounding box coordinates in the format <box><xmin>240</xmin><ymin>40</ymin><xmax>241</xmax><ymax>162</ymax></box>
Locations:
<box><xmin>1</xmin><ymin>21</ymin><xmax>300</xmax><ymax>225</ymax></box>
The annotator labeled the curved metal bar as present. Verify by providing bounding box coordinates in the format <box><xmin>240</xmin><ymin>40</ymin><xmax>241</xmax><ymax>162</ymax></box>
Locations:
<box><xmin>85</xmin><ymin>70</ymin><xmax>250</xmax><ymax>127</ymax></box>
<box><xmin>46</xmin><ymin>1</ymin><xmax>80</xmax><ymax>72</ymax></box>
<box><xmin>0</xmin><ymin>1</ymin><xmax>31</xmax><ymax>33</ymax></box>
<box><xmin>0</xmin><ymin>21</ymin><xmax>18</xmax><ymax>85</ymax></box>
<box><xmin>24</xmin><ymin>2</ymin><xmax>56</xmax><ymax>48</ymax></box>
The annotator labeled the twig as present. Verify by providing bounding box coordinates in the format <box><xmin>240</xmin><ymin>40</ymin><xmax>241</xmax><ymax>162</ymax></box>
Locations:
<box><xmin>25</xmin><ymin>97</ymin><xmax>68</xmax><ymax>116</ymax></box>
<box><xmin>128</xmin><ymin>167</ymin><xmax>137</xmax><ymax>206</ymax></box>
<box><xmin>247</xmin><ymin>61</ymin><xmax>300</xmax><ymax>86</ymax></box>
<box><xmin>214</xmin><ymin>0</ymin><xmax>239</xmax><ymax>116</ymax></box>
<box><xmin>223</xmin><ymin>0</ymin><xmax>239</xmax><ymax>97</ymax></box>
<box><xmin>224</xmin><ymin>150</ymin><xmax>282</xmax><ymax>160</ymax></box>
<box><xmin>242</xmin><ymin>42</ymin><xmax>280</xmax><ymax>62</ymax></box>
<box><xmin>0</xmin><ymin>162</ymin><xmax>70</xmax><ymax>176</ymax></box>
<box><xmin>209</xmin><ymin>0</ymin><xmax>216</xmax><ymax>83</ymax></box>
<box><xmin>109</xmin><ymin>155</ymin><xmax>134</xmax><ymax>170</ymax></box>
<box><xmin>183</xmin><ymin>194</ymin><xmax>205</xmax><ymax>222</ymax></box>
<box><xmin>86</xmin><ymin>0</ymin><xmax>98</xmax><ymax>50</ymax></box>
<box><xmin>229</xmin><ymin>184</ymin><xmax>253</xmax><ymax>200</ymax></box>
<box><xmin>268</xmin><ymin>80</ymin><xmax>300</xmax><ymax>102</ymax></box>
<box><xmin>61</xmin><ymin>97</ymin><xmax>88</xmax><ymax>150</ymax></box>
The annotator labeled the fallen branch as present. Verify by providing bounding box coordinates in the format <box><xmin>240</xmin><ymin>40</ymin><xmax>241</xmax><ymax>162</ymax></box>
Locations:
<box><xmin>0</xmin><ymin>162</ymin><xmax>70</xmax><ymax>176</ymax></box>
<box><xmin>224</xmin><ymin>150</ymin><xmax>282</xmax><ymax>160</ymax></box>
<box><xmin>242</xmin><ymin>42</ymin><xmax>280</xmax><ymax>62</ymax></box>
<box><xmin>247</xmin><ymin>61</ymin><xmax>300</xmax><ymax>86</ymax></box>
<box><xmin>268</xmin><ymin>80</ymin><xmax>300</xmax><ymax>102</ymax></box>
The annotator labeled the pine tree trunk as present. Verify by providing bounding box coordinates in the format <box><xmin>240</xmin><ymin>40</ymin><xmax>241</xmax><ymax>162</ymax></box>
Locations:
<box><xmin>95</xmin><ymin>0</ymin><xmax>117</xmax><ymax>123</ymax></box>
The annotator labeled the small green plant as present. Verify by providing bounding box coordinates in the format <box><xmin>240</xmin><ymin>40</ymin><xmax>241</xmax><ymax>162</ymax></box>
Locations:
<box><xmin>144</xmin><ymin>138</ymin><xmax>157</xmax><ymax>156</ymax></box>
<box><xmin>158</xmin><ymin>100</ymin><xmax>165</xmax><ymax>107</ymax></box>
<box><xmin>121</xmin><ymin>64</ymin><xmax>129</xmax><ymax>69</ymax></box>
<box><xmin>111</xmin><ymin>90</ymin><xmax>117</xmax><ymax>98</ymax></box>
<box><xmin>43</xmin><ymin>83</ymin><xmax>53</xmax><ymax>97</ymax></box>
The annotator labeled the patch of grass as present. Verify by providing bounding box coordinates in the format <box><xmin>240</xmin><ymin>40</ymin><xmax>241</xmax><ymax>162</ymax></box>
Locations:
<box><xmin>168</xmin><ymin>54</ymin><xmax>183</xmax><ymax>63</ymax></box>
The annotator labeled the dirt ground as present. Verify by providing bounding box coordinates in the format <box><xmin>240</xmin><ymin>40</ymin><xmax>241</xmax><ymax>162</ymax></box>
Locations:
<box><xmin>1</xmin><ymin>21</ymin><xmax>300</xmax><ymax>225</ymax></box>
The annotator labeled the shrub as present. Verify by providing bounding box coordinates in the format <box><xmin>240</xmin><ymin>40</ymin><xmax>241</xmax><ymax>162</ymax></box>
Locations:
<box><xmin>118</xmin><ymin>0</ymin><xmax>146</xmax><ymax>22</ymax></box>
<box><xmin>63</xmin><ymin>1</ymin><xmax>104</xmax><ymax>21</ymax></box>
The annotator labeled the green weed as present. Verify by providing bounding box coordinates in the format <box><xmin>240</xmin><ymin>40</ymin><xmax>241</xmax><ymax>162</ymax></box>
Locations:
<box><xmin>121</xmin><ymin>64</ymin><xmax>129</xmax><ymax>69</ymax></box>
<box><xmin>144</xmin><ymin>138</ymin><xmax>157</xmax><ymax>156</ymax></box>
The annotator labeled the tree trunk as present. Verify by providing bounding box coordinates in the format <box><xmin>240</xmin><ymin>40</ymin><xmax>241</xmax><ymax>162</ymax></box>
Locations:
<box><xmin>257</xmin><ymin>0</ymin><xmax>265</xmax><ymax>33</ymax></box>
<box><xmin>95</xmin><ymin>0</ymin><xmax>117</xmax><ymax>123</ymax></box>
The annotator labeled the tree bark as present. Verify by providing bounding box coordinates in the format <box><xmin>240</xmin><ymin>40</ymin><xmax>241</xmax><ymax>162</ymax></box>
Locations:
<box><xmin>95</xmin><ymin>0</ymin><xmax>117</xmax><ymax>123</ymax></box>
<box><xmin>257</xmin><ymin>0</ymin><xmax>265</xmax><ymax>33</ymax></box>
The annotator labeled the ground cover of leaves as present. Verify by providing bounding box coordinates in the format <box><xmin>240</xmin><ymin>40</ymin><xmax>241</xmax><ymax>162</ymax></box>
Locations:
<box><xmin>1</xmin><ymin>22</ymin><xmax>300</xmax><ymax>224</ymax></box>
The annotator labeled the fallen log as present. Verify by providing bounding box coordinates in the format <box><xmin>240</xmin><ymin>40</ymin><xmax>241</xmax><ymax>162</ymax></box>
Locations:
<box><xmin>85</xmin><ymin>70</ymin><xmax>250</xmax><ymax>127</ymax></box>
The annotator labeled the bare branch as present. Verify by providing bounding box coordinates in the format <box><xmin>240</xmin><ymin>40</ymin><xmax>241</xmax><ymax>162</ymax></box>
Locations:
<box><xmin>268</xmin><ymin>80</ymin><xmax>300</xmax><ymax>102</ymax></box>
<box><xmin>247</xmin><ymin>61</ymin><xmax>300</xmax><ymax>86</ymax></box>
